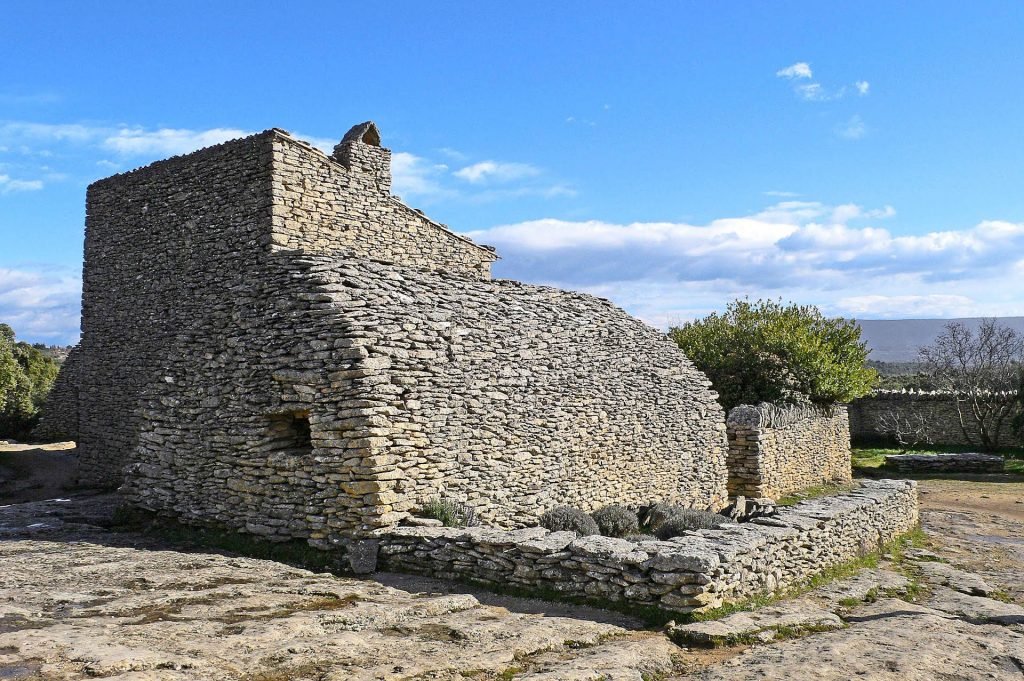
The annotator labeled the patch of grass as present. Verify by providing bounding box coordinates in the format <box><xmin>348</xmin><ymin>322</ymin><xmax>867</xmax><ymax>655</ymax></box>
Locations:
<box><xmin>776</xmin><ymin>481</ymin><xmax>859</xmax><ymax>507</ymax></box>
<box><xmin>988</xmin><ymin>590</ymin><xmax>1015</xmax><ymax>604</ymax></box>
<box><xmin>497</xmin><ymin>667</ymin><xmax>524</xmax><ymax>680</ymax></box>
<box><xmin>853</xmin><ymin>445</ymin><xmax>1024</xmax><ymax>476</ymax></box>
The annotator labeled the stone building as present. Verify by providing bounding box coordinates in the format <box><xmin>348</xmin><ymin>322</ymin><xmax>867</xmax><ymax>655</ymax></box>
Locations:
<box><xmin>41</xmin><ymin>122</ymin><xmax>730</xmax><ymax>545</ymax></box>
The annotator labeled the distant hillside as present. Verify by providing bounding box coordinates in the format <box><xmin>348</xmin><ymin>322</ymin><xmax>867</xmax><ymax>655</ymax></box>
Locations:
<box><xmin>857</xmin><ymin>317</ymin><xmax>1024</xmax><ymax>363</ymax></box>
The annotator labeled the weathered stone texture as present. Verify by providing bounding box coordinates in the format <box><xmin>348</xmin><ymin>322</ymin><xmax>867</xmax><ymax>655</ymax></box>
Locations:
<box><xmin>32</xmin><ymin>345</ymin><xmax>82</xmax><ymax>442</ymax></box>
<box><xmin>884</xmin><ymin>452</ymin><xmax>1004</xmax><ymax>474</ymax></box>
<box><xmin>726</xmin><ymin>403</ymin><xmax>852</xmax><ymax>499</ymax></box>
<box><xmin>380</xmin><ymin>479</ymin><xmax>919</xmax><ymax>614</ymax></box>
<box><xmin>47</xmin><ymin>123</ymin><xmax>729</xmax><ymax>542</ymax></box>
<box><xmin>849</xmin><ymin>391</ymin><xmax>1019</xmax><ymax>448</ymax></box>
<box><xmin>271</xmin><ymin>131</ymin><xmax>495</xmax><ymax>279</ymax></box>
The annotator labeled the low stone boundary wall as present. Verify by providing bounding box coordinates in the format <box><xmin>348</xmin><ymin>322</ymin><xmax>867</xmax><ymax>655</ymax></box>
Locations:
<box><xmin>379</xmin><ymin>479</ymin><xmax>918</xmax><ymax>614</ymax></box>
<box><xmin>849</xmin><ymin>391</ymin><xmax>1019</xmax><ymax>448</ymax></box>
<box><xmin>884</xmin><ymin>452</ymin><xmax>1004</xmax><ymax>474</ymax></box>
<box><xmin>726</xmin><ymin>403</ymin><xmax>852</xmax><ymax>499</ymax></box>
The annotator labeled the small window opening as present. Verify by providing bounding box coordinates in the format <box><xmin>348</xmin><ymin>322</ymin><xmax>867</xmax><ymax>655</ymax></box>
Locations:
<box><xmin>267</xmin><ymin>410</ymin><xmax>313</xmax><ymax>456</ymax></box>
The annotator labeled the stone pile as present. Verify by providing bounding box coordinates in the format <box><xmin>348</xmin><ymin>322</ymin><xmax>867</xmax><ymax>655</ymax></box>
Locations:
<box><xmin>379</xmin><ymin>479</ymin><xmax>918</xmax><ymax>614</ymax></box>
<box><xmin>726</xmin><ymin>403</ymin><xmax>852</xmax><ymax>499</ymax></box>
<box><xmin>884</xmin><ymin>452</ymin><xmax>1004</xmax><ymax>474</ymax></box>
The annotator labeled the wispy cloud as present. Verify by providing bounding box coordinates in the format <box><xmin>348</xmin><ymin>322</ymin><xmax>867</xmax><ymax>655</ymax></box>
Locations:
<box><xmin>837</xmin><ymin>114</ymin><xmax>867</xmax><ymax>140</ymax></box>
<box><xmin>0</xmin><ymin>174</ymin><xmax>43</xmax><ymax>194</ymax></box>
<box><xmin>763</xmin><ymin>190</ymin><xmax>801</xmax><ymax>198</ymax></box>
<box><xmin>453</xmin><ymin>160</ymin><xmax>541</xmax><ymax>184</ymax></box>
<box><xmin>0</xmin><ymin>266</ymin><xmax>81</xmax><ymax>344</ymax></box>
<box><xmin>776</xmin><ymin>62</ymin><xmax>870</xmax><ymax>103</ymax></box>
<box><xmin>102</xmin><ymin>127</ymin><xmax>252</xmax><ymax>156</ymax></box>
<box><xmin>391</xmin><ymin>151</ymin><xmax>454</xmax><ymax>200</ymax></box>
<box><xmin>465</xmin><ymin>202</ymin><xmax>1024</xmax><ymax>325</ymax></box>
<box><xmin>776</xmin><ymin>62</ymin><xmax>813</xmax><ymax>80</ymax></box>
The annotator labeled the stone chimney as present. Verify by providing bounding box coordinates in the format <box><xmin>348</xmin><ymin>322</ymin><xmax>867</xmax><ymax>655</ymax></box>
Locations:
<box><xmin>332</xmin><ymin>121</ymin><xmax>391</xmax><ymax>194</ymax></box>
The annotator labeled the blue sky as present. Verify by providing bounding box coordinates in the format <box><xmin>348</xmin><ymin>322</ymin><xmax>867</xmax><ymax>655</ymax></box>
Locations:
<box><xmin>3</xmin><ymin>1</ymin><xmax>1024</xmax><ymax>344</ymax></box>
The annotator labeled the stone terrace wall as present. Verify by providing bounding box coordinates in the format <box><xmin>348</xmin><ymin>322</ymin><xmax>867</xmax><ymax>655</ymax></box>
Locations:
<box><xmin>727</xmin><ymin>403</ymin><xmax>852</xmax><ymax>499</ymax></box>
<box><xmin>270</xmin><ymin>132</ymin><xmax>496</xmax><ymax>280</ymax></box>
<box><xmin>380</xmin><ymin>479</ymin><xmax>918</xmax><ymax>614</ymax></box>
<box><xmin>849</xmin><ymin>391</ymin><xmax>1019</xmax><ymax>448</ymax></box>
<box><xmin>32</xmin><ymin>345</ymin><xmax>82</xmax><ymax>442</ymax></box>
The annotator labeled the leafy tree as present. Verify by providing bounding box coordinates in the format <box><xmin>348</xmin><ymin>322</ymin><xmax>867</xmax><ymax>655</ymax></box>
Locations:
<box><xmin>669</xmin><ymin>299</ymin><xmax>877</xmax><ymax>410</ymax></box>
<box><xmin>920</xmin><ymin>318</ymin><xmax>1024</xmax><ymax>451</ymax></box>
<box><xmin>0</xmin><ymin>323</ymin><xmax>62</xmax><ymax>439</ymax></box>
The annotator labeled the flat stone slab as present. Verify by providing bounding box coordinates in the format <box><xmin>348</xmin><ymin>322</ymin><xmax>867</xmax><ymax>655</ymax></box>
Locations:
<box><xmin>885</xmin><ymin>452</ymin><xmax>1004</xmax><ymax>473</ymax></box>
<box><xmin>812</xmin><ymin>568</ymin><xmax>911</xmax><ymax>604</ymax></box>
<box><xmin>917</xmin><ymin>560</ymin><xmax>996</xmax><ymax>597</ymax></box>
<box><xmin>667</xmin><ymin>598</ymin><xmax>844</xmax><ymax>647</ymax></box>
<box><xmin>926</xmin><ymin>586</ymin><xmax>1024</xmax><ymax>625</ymax></box>
<box><xmin>700</xmin><ymin>598</ymin><xmax>1024</xmax><ymax>680</ymax></box>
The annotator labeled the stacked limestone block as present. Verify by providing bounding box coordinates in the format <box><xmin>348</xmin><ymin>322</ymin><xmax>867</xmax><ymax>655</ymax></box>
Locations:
<box><xmin>51</xmin><ymin>122</ymin><xmax>731</xmax><ymax>546</ymax></box>
<box><xmin>32</xmin><ymin>345</ymin><xmax>82</xmax><ymax>442</ymax></box>
<box><xmin>885</xmin><ymin>452</ymin><xmax>1004</xmax><ymax>474</ymax></box>
<box><xmin>727</xmin><ymin>403</ymin><xmax>852</xmax><ymax>499</ymax></box>
<box><xmin>849</xmin><ymin>391</ymin><xmax>1019</xmax><ymax>448</ymax></box>
<box><xmin>380</xmin><ymin>479</ymin><xmax>918</xmax><ymax>614</ymax></box>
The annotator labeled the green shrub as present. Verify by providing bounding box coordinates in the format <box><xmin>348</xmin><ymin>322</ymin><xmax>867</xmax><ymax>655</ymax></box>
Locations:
<box><xmin>591</xmin><ymin>504</ymin><xmax>639</xmax><ymax>537</ymax></box>
<box><xmin>0</xmin><ymin>324</ymin><xmax>60</xmax><ymax>440</ymax></box>
<box><xmin>539</xmin><ymin>506</ymin><xmax>599</xmax><ymax>536</ymax></box>
<box><xmin>669</xmin><ymin>299</ymin><xmax>876</xmax><ymax>410</ymax></box>
<box><xmin>420</xmin><ymin>497</ymin><xmax>477</xmax><ymax>527</ymax></box>
<box><xmin>654</xmin><ymin>509</ymin><xmax>730</xmax><ymax>539</ymax></box>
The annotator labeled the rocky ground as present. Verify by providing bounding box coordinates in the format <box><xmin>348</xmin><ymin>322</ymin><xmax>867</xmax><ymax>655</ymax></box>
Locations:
<box><xmin>1</xmin><ymin>443</ymin><xmax>1023</xmax><ymax>680</ymax></box>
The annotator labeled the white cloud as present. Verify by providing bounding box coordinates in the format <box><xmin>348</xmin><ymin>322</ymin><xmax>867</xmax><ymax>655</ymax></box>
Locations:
<box><xmin>836</xmin><ymin>294</ymin><xmax>974</xmax><ymax>318</ymax></box>
<box><xmin>390</xmin><ymin>151</ymin><xmax>453</xmax><ymax>200</ymax></box>
<box><xmin>776</xmin><ymin>62</ymin><xmax>813</xmax><ymax>80</ymax></box>
<box><xmin>837</xmin><ymin>115</ymin><xmax>867</xmax><ymax>139</ymax></box>
<box><xmin>0</xmin><ymin>174</ymin><xmax>43</xmax><ymax>194</ymax></box>
<box><xmin>464</xmin><ymin>202</ymin><xmax>1024</xmax><ymax>324</ymax></box>
<box><xmin>102</xmin><ymin>127</ymin><xmax>251</xmax><ymax>156</ymax></box>
<box><xmin>796</xmin><ymin>83</ymin><xmax>829</xmax><ymax>101</ymax></box>
<box><xmin>763</xmin><ymin>190</ymin><xmax>800</xmax><ymax>198</ymax></box>
<box><xmin>777</xmin><ymin>65</ymin><xmax>870</xmax><ymax>104</ymax></box>
<box><xmin>454</xmin><ymin>161</ymin><xmax>542</xmax><ymax>184</ymax></box>
<box><xmin>0</xmin><ymin>266</ymin><xmax>80</xmax><ymax>344</ymax></box>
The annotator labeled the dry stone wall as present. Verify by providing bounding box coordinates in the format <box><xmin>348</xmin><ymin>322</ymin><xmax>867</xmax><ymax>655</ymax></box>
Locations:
<box><xmin>49</xmin><ymin>122</ymin><xmax>730</xmax><ymax>547</ymax></box>
<box><xmin>75</xmin><ymin>132</ymin><xmax>276</xmax><ymax>487</ymax></box>
<box><xmin>270</xmin><ymin>132</ymin><xmax>496</xmax><ymax>279</ymax></box>
<box><xmin>31</xmin><ymin>345</ymin><xmax>82</xmax><ymax>443</ymax></box>
<box><xmin>849</xmin><ymin>391</ymin><xmax>1019</xmax><ymax>448</ymax></box>
<box><xmin>726</xmin><ymin>403</ymin><xmax>852</xmax><ymax>499</ymax></box>
<box><xmin>380</xmin><ymin>479</ymin><xmax>918</xmax><ymax>614</ymax></box>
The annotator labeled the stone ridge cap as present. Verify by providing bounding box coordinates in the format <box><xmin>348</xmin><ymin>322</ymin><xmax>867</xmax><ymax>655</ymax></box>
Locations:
<box><xmin>386</xmin><ymin>196</ymin><xmax>498</xmax><ymax>260</ymax></box>
<box><xmin>89</xmin><ymin>129</ymin><xmax>278</xmax><ymax>188</ymax></box>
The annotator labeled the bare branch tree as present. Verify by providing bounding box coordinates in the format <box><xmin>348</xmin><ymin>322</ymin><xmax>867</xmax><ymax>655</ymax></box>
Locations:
<box><xmin>877</xmin><ymin>408</ymin><xmax>932</xmax><ymax>453</ymax></box>
<box><xmin>919</xmin><ymin>319</ymin><xmax>1024</xmax><ymax>451</ymax></box>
